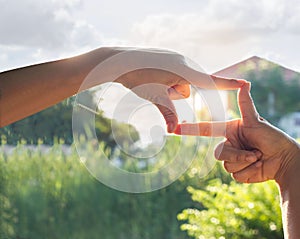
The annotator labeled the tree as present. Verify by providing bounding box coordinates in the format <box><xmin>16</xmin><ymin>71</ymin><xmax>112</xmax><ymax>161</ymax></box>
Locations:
<box><xmin>0</xmin><ymin>91</ymin><xmax>139</xmax><ymax>152</ymax></box>
<box><xmin>0</xmin><ymin>97</ymin><xmax>75</xmax><ymax>145</ymax></box>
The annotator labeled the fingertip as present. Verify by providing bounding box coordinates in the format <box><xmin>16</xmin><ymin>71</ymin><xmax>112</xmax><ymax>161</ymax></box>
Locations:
<box><xmin>210</xmin><ymin>75</ymin><xmax>250</xmax><ymax>90</ymax></box>
<box><xmin>243</xmin><ymin>81</ymin><xmax>251</xmax><ymax>91</ymax></box>
<box><xmin>237</xmin><ymin>79</ymin><xmax>248</xmax><ymax>86</ymax></box>
<box><xmin>173</xmin><ymin>124</ymin><xmax>181</xmax><ymax>134</ymax></box>
<box><xmin>167</xmin><ymin>121</ymin><xmax>177</xmax><ymax>133</ymax></box>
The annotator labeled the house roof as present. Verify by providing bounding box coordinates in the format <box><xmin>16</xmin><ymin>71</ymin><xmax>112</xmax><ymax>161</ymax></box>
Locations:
<box><xmin>213</xmin><ymin>56</ymin><xmax>300</xmax><ymax>81</ymax></box>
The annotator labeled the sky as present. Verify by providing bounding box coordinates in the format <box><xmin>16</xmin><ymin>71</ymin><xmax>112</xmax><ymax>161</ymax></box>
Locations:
<box><xmin>1</xmin><ymin>0</ymin><xmax>300</xmax><ymax>74</ymax></box>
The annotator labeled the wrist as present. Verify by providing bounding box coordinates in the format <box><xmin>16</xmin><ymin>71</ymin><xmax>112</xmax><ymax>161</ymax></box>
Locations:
<box><xmin>76</xmin><ymin>46</ymin><xmax>123</xmax><ymax>79</ymax></box>
<box><xmin>275</xmin><ymin>141</ymin><xmax>300</xmax><ymax>238</ymax></box>
<box><xmin>275</xmin><ymin>140</ymin><xmax>300</xmax><ymax>191</ymax></box>
<box><xmin>70</xmin><ymin>47</ymin><xmax>124</xmax><ymax>91</ymax></box>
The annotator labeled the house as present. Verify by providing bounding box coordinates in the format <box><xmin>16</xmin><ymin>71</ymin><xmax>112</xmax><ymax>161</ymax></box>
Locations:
<box><xmin>212</xmin><ymin>56</ymin><xmax>300</xmax><ymax>139</ymax></box>
<box><xmin>213</xmin><ymin>56</ymin><xmax>300</xmax><ymax>82</ymax></box>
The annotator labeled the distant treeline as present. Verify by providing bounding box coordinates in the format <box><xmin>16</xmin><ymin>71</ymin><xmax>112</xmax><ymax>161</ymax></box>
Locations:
<box><xmin>0</xmin><ymin>92</ymin><xmax>139</xmax><ymax>152</ymax></box>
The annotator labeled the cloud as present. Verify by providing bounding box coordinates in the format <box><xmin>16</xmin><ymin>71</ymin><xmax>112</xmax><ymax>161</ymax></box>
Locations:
<box><xmin>0</xmin><ymin>0</ymin><xmax>102</xmax><ymax>52</ymax></box>
<box><xmin>1</xmin><ymin>0</ymin><xmax>299</xmax><ymax>73</ymax></box>
<box><xmin>127</xmin><ymin>0</ymin><xmax>300</xmax><ymax>72</ymax></box>
<box><xmin>129</xmin><ymin>0</ymin><xmax>291</xmax><ymax>44</ymax></box>
<box><xmin>0</xmin><ymin>0</ymin><xmax>106</xmax><ymax>71</ymax></box>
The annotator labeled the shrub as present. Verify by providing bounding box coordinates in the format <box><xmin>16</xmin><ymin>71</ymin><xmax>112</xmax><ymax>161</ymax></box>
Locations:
<box><xmin>178</xmin><ymin>179</ymin><xmax>283</xmax><ymax>239</ymax></box>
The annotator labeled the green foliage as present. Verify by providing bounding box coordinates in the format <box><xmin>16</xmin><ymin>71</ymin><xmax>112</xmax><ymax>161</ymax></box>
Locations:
<box><xmin>178</xmin><ymin>179</ymin><xmax>283</xmax><ymax>239</ymax></box>
<box><xmin>0</xmin><ymin>154</ymin><xmax>17</xmax><ymax>238</ymax></box>
<box><xmin>0</xmin><ymin>144</ymin><xmax>194</xmax><ymax>239</ymax></box>
<box><xmin>0</xmin><ymin>92</ymin><xmax>139</xmax><ymax>153</ymax></box>
<box><xmin>0</xmin><ymin>142</ymin><xmax>284</xmax><ymax>239</ymax></box>
<box><xmin>94</xmin><ymin>116</ymin><xmax>140</xmax><ymax>156</ymax></box>
<box><xmin>1</xmin><ymin>95</ymin><xmax>76</xmax><ymax>145</ymax></box>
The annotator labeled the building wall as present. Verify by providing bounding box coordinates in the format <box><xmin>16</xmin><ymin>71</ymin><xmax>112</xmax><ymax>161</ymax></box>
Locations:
<box><xmin>278</xmin><ymin>112</ymin><xmax>300</xmax><ymax>139</ymax></box>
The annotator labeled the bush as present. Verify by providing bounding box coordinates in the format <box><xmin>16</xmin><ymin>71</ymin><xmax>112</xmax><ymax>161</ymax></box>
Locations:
<box><xmin>0</xmin><ymin>144</ymin><xmax>193</xmax><ymax>239</ymax></box>
<box><xmin>1</xmin><ymin>142</ymin><xmax>284</xmax><ymax>239</ymax></box>
<box><xmin>178</xmin><ymin>179</ymin><xmax>283</xmax><ymax>239</ymax></box>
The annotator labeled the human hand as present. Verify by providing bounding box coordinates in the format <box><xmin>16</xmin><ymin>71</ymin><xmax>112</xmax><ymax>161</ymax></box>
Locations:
<box><xmin>114</xmin><ymin>48</ymin><xmax>245</xmax><ymax>133</ymax></box>
<box><xmin>0</xmin><ymin>47</ymin><xmax>241</xmax><ymax>128</ymax></box>
<box><xmin>174</xmin><ymin>82</ymin><xmax>300</xmax><ymax>185</ymax></box>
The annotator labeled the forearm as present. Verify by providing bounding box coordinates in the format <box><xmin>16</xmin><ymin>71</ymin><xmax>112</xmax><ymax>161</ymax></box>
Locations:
<box><xmin>0</xmin><ymin>47</ymin><xmax>121</xmax><ymax>127</ymax></box>
<box><xmin>278</xmin><ymin>143</ymin><xmax>300</xmax><ymax>239</ymax></box>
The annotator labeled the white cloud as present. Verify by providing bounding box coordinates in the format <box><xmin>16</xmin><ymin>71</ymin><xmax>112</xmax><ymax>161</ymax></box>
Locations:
<box><xmin>0</xmin><ymin>0</ymin><xmax>105</xmax><ymax>71</ymax></box>
<box><xmin>0</xmin><ymin>0</ymin><xmax>299</xmax><ymax>73</ymax></box>
<box><xmin>0</xmin><ymin>0</ymin><xmax>102</xmax><ymax>52</ymax></box>
<box><xmin>127</xmin><ymin>0</ymin><xmax>300</xmax><ymax>72</ymax></box>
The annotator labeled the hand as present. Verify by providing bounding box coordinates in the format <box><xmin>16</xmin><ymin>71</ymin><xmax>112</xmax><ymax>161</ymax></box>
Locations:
<box><xmin>174</xmin><ymin>82</ymin><xmax>300</xmax><ymax>185</ymax></box>
<box><xmin>0</xmin><ymin>47</ymin><xmax>244</xmax><ymax>128</ymax></box>
<box><xmin>115</xmin><ymin>48</ymin><xmax>245</xmax><ymax>133</ymax></box>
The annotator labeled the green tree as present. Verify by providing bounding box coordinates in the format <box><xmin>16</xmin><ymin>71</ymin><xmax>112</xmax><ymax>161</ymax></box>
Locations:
<box><xmin>1</xmin><ymin>95</ymin><xmax>78</xmax><ymax>145</ymax></box>
<box><xmin>0</xmin><ymin>91</ymin><xmax>139</xmax><ymax>153</ymax></box>
<box><xmin>178</xmin><ymin>179</ymin><xmax>283</xmax><ymax>239</ymax></box>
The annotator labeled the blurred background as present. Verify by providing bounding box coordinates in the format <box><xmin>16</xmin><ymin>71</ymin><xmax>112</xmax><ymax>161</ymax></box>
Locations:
<box><xmin>1</xmin><ymin>0</ymin><xmax>300</xmax><ymax>238</ymax></box>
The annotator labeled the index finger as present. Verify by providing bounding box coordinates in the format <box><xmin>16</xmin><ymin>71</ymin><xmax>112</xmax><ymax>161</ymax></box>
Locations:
<box><xmin>180</xmin><ymin>67</ymin><xmax>246</xmax><ymax>90</ymax></box>
<box><xmin>174</xmin><ymin>121</ymin><xmax>234</xmax><ymax>137</ymax></box>
<box><xmin>211</xmin><ymin>75</ymin><xmax>247</xmax><ymax>90</ymax></box>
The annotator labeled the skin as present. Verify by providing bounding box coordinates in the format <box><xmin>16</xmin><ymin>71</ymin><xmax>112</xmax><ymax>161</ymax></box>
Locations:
<box><xmin>0</xmin><ymin>47</ymin><xmax>245</xmax><ymax>131</ymax></box>
<box><xmin>175</xmin><ymin>82</ymin><xmax>300</xmax><ymax>238</ymax></box>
